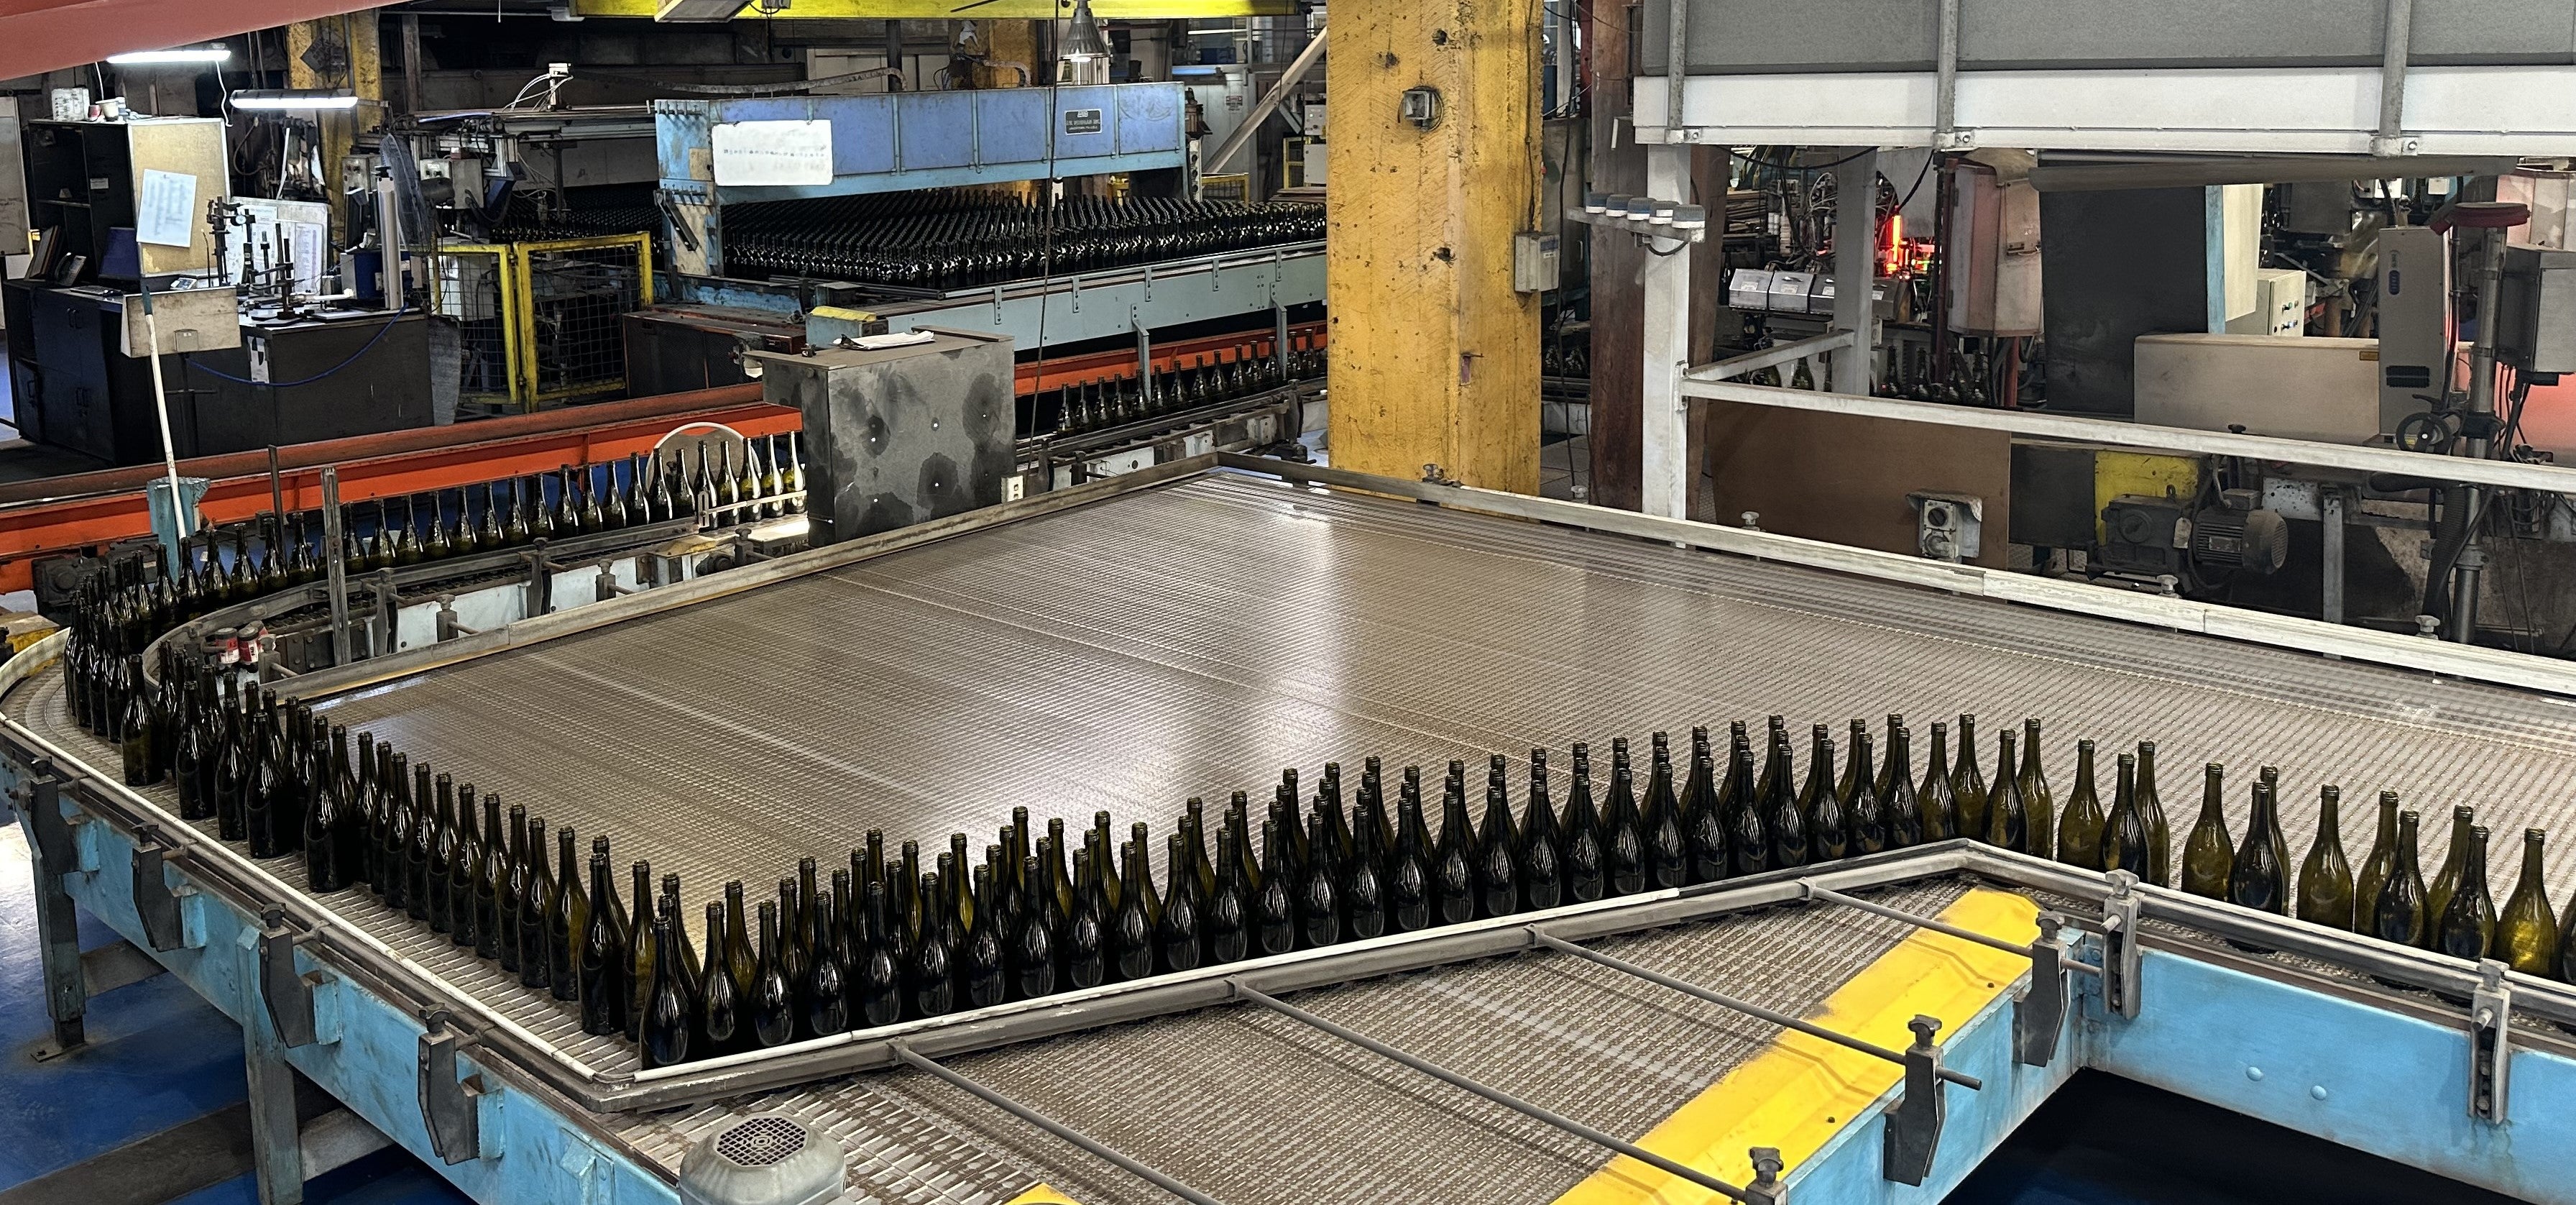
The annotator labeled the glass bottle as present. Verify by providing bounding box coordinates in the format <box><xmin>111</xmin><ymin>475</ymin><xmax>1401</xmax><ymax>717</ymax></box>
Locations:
<box><xmin>2354</xmin><ymin>792</ymin><xmax>2401</xmax><ymax>933</ymax></box>
<box><xmin>1918</xmin><ymin>721</ymin><xmax>1957</xmax><ymax>843</ymax></box>
<box><xmin>499</xmin><ymin>805</ymin><xmax>529</xmax><ymax>973</ymax></box>
<box><xmin>2367</xmin><ymin>811</ymin><xmax>2429</xmax><ymax>949</ymax></box>
<box><xmin>1108</xmin><ymin>840</ymin><xmax>1155</xmax><ymax>981</ymax></box>
<box><xmin>173</xmin><ymin>675</ymin><xmax>213</xmax><ymax>821</ymax></box>
<box><xmin>2056</xmin><ymin>740</ymin><xmax>2104</xmax><ymax>871</ymax></box>
<box><xmin>625</xmin><ymin>861</ymin><xmax>657</xmax><ymax>1043</ymax></box>
<box><xmin>857</xmin><ymin>882</ymin><xmax>903</xmax><ymax>1027</ymax></box>
<box><xmin>1298</xmin><ymin>810</ymin><xmax>1341</xmax><ymax>949</ymax></box>
<box><xmin>549</xmin><ymin>825</ymin><xmax>589</xmax><ymax>1002</ymax></box>
<box><xmin>518</xmin><ymin>817</ymin><xmax>553</xmax><ymax>990</ymax></box>
<box><xmin>804</xmin><ymin>892</ymin><xmax>849</xmax><ymax>1037</ymax></box>
<box><xmin>959</xmin><ymin>864</ymin><xmax>1006</xmax><ymax>1008</ymax></box>
<box><xmin>1800</xmin><ymin>725</ymin><xmax>1849</xmax><ymax>862</ymax></box>
<box><xmin>1476</xmin><ymin>754</ymin><xmax>1522</xmax><ymax>917</ymax></box>
<box><xmin>2496</xmin><ymin>829</ymin><xmax>2558</xmax><ymax>977</ymax></box>
<box><xmin>1521</xmin><ymin>748</ymin><xmax>1564</xmax><ymax>910</ymax></box>
<box><xmin>1432</xmin><ymin>763</ymin><xmax>1478</xmax><ymax>924</ymax></box>
<box><xmin>1157</xmin><ymin>833</ymin><xmax>1204</xmax><ymax>973</ymax></box>
<box><xmin>1008</xmin><ymin>854</ymin><xmax>1059</xmax><ymax>999</ymax></box>
<box><xmin>579</xmin><ymin>853</ymin><xmax>626</xmax><ymax>1037</ymax></box>
<box><xmin>640</xmin><ymin>901</ymin><xmax>693</xmax><ymax>1070</ymax></box>
<box><xmin>117</xmin><ymin>659</ymin><xmax>158</xmax><ymax>787</ymax></box>
<box><xmin>448</xmin><ymin>784</ymin><xmax>482</xmax><ymax>949</ymax></box>
<box><xmin>749</xmin><ymin>901</ymin><xmax>794</xmax><ymax>1047</ymax></box>
<box><xmin>1240</xmin><ymin>820</ymin><xmax>1293</xmax><ymax>960</ymax></box>
<box><xmin>1604</xmin><ymin>739</ymin><xmax>1650</xmax><ymax>893</ymax></box>
<box><xmin>1984</xmin><ymin>729</ymin><xmax>2030</xmax><ymax>855</ymax></box>
<box><xmin>2180</xmin><ymin>764</ymin><xmax>2235</xmax><ymax>900</ymax></box>
<box><xmin>2226</xmin><ymin>772</ymin><xmax>2290</xmax><ymax>916</ymax></box>
<box><xmin>2133</xmin><ymin>741</ymin><xmax>2174</xmax><ymax>886</ymax></box>
<box><xmin>1763</xmin><ymin>721</ymin><xmax>1807</xmax><ymax>869</ymax></box>
<box><xmin>1207</xmin><ymin>828</ymin><xmax>1252</xmax><ymax>962</ymax></box>
<box><xmin>2294</xmin><ymin>787</ymin><xmax>2355</xmax><ymax>930</ymax></box>
<box><xmin>1642</xmin><ymin>736</ymin><xmax>1688</xmax><ymax>888</ymax></box>
<box><xmin>2104</xmin><ymin>753</ymin><xmax>2149</xmax><ymax>877</ymax></box>
<box><xmin>2433</xmin><ymin>826</ymin><xmax>2496</xmax><ymax>963</ymax></box>
<box><xmin>1951</xmin><ymin>715</ymin><xmax>1989</xmax><ymax>841</ymax></box>
<box><xmin>1389</xmin><ymin>776</ymin><xmax>1437</xmax><ymax>933</ymax></box>
<box><xmin>1843</xmin><ymin>722</ymin><xmax>1887</xmax><ymax>858</ymax></box>
<box><xmin>473</xmin><ymin>792</ymin><xmax>505</xmax><ymax>961</ymax></box>
<box><xmin>1561</xmin><ymin>745</ymin><xmax>1609</xmax><ymax>901</ymax></box>
<box><xmin>1721</xmin><ymin>724</ymin><xmax>1770</xmax><ymax>873</ymax></box>
<box><xmin>426</xmin><ymin>775</ymin><xmax>458</xmax><ymax>935</ymax></box>
<box><xmin>1064</xmin><ymin>848</ymin><xmax>1108</xmax><ymax>989</ymax></box>
<box><xmin>698</xmin><ymin>902</ymin><xmax>740</xmax><ymax>1055</ymax></box>
<box><xmin>301</xmin><ymin>726</ymin><xmax>344</xmax><ymax>892</ymax></box>
<box><xmin>2426</xmin><ymin>806</ymin><xmax>2479</xmax><ymax>930</ymax></box>
<box><xmin>2018</xmin><ymin>719</ymin><xmax>2056</xmax><ymax>860</ymax></box>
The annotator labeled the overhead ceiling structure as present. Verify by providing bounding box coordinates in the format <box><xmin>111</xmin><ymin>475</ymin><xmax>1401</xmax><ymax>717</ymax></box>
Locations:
<box><xmin>0</xmin><ymin>0</ymin><xmax>390</xmax><ymax>82</ymax></box>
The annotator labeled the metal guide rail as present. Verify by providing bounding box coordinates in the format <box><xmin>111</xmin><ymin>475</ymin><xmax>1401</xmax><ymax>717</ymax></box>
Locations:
<box><xmin>12</xmin><ymin>456</ymin><xmax>2576</xmax><ymax>1186</ymax></box>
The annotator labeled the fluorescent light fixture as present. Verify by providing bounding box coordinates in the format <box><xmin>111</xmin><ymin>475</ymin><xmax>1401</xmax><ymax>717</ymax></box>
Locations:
<box><xmin>231</xmin><ymin>88</ymin><xmax>361</xmax><ymax>111</ymax></box>
<box><xmin>1061</xmin><ymin>0</ymin><xmax>1110</xmax><ymax>62</ymax></box>
<box><xmin>107</xmin><ymin>45</ymin><xmax>231</xmax><ymax>65</ymax></box>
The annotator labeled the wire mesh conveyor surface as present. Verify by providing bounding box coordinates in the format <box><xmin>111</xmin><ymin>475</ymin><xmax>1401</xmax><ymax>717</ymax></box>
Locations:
<box><xmin>18</xmin><ymin>467</ymin><xmax>2576</xmax><ymax>1196</ymax></box>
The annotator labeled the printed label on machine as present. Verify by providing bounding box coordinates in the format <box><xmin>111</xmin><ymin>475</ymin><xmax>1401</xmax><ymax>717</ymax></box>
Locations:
<box><xmin>710</xmin><ymin>119</ymin><xmax>834</xmax><ymax>187</ymax></box>
<box><xmin>1062</xmin><ymin>108</ymin><xmax>1104</xmax><ymax>135</ymax></box>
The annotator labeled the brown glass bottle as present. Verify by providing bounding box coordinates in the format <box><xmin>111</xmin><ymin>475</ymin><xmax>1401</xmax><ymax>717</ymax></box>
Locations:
<box><xmin>2179</xmin><ymin>764</ymin><xmax>2235</xmax><ymax>900</ymax></box>
<box><xmin>2056</xmin><ymin>740</ymin><xmax>2104</xmax><ymax>871</ymax></box>
<box><xmin>2294</xmin><ymin>787</ymin><xmax>2355</xmax><ymax>931</ymax></box>
<box><xmin>2495</xmin><ymin>828</ymin><xmax>2558</xmax><ymax>977</ymax></box>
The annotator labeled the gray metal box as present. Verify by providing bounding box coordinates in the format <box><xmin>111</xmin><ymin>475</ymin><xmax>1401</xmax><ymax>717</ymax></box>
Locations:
<box><xmin>2497</xmin><ymin>244</ymin><xmax>2576</xmax><ymax>375</ymax></box>
<box><xmin>749</xmin><ymin>330</ymin><xmax>1015</xmax><ymax>546</ymax></box>
<box><xmin>117</xmin><ymin>286</ymin><xmax>242</xmax><ymax>357</ymax></box>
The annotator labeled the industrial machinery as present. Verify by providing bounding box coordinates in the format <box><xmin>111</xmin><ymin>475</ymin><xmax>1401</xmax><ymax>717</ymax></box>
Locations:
<box><xmin>9</xmin><ymin>456</ymin><xmax>2576</xmax><ymax>1204</ymax></box>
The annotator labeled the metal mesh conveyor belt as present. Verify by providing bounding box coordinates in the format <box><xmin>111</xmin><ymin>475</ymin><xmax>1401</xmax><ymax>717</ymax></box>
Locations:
<box><xmin>18</xmin><ymin>468</ymin><xmax>2576</xmax><ymax>1197</ymax></box>
<box><xmin>612</xmin><ymin>879</ymin><xmax>1975</xmax><ymax>1203</ymax></box>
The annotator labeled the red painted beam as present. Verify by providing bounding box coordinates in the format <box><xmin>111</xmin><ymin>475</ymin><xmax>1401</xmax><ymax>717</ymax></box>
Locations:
<box><xmin>0</xmin><ymin>0</ymin><xmax>394</xmax><ymax>81</ymax></box>
<box><xmin>0</xmin><ymin>385</ymin><xmax>794</xmax><ymax>595</ymax></box>
<box><xmin>1016</xmin><ymin>321</ymin><xmax>1326</xmax><ymax>397</ymax></box>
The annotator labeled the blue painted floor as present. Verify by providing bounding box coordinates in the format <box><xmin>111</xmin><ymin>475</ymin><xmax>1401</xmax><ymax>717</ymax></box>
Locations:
<box><xmin>1946</xmin><ymin>1070</ymin><xmax>2524</xmax><ymax>1204</ymax></box>
<box><xmin>0</xmin><ymin>825</ymin><xmax>469</xmax><ymax>1204</ymax></box>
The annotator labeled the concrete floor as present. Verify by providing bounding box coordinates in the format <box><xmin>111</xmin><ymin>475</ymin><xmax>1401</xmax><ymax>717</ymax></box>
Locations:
<box><xmin>0</xmin><ymin>825</ymin><xmax>469</xmax><ymax>1205</ymax></box>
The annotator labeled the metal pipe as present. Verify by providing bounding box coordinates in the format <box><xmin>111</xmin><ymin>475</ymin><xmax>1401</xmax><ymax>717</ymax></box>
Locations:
<box><xmin>1798</xmin><ymin>881</ymin><xmax>2097</xmax><ymax>972</ymax></box>
<box><xmin>1232</xmin><ymin>982</ymin><xmax>1756</xmax><ymax>1204</ymax></box>
<box><xmin>2451</xmin><ymin>215</ymin><xmax>2511</xmax><ymax>642</ymax></box>
<box><xmin>1528</xmin><ymin>929</ymin><xmax>1985</xmax><ymax>1089</ymax></box>
<box><xmin>890</xmin><ymin>1045</ymin><xmax>1229</xmax><ymax>1205</ymax></box>
<box><xmin>1663</xmin><ymin>0</ymin><xmax>1689</xmax><ymax>132</ymax></box>
<box><xmin>1934</xmin><ymin>0</ymin><xmax>1961</xmax><ymax>147</ymax></box>
<box><xmin>1202</xmin><ymin>28</ymin><xmax>1326</xmax><ymax>178</ymax></box>
<box><xmin>318</xmin><ymin>469</ymin><xmax>352</xmax><ymax>666</ymax></box>
<box><xmin>2375</xmin><ymin>0</ymin><xmax>2415</xmax><ymax>155</ymax></box>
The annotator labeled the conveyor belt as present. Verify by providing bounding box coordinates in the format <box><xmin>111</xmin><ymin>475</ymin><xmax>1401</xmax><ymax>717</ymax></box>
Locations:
<box><xmin>18</xmin><ymin>466</ymin><xmax>2576</xmax><ymax>1198</ymax></box>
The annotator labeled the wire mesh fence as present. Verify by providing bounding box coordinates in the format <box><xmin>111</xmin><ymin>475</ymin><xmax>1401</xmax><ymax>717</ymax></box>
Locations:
<box><xmin>427</xmin><ymin>234</ymin><xmax>652</xmax><ymax>413</ymax></box>
<box><xmin>428</xmin><ymin>244</ymin><xmax>517</xmax><ymax>416</ymax></box>
<box><xmin>518</xmin><ymin>235</ymin><xmax>653</xmax><ymax>407</ymax></box>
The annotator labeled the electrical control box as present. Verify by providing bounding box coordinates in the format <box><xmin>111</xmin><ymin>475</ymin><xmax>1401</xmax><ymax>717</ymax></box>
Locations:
<box><xmin>2374</xmin><ymin>225</ymin><xmax>2454</xmax><ymax>433</ymax></box>
<box><xmin>1944</xmin><ymin>161</ymin><xmax>2041</xmax><ymax>336</ymax></box>
<box><xmin>1512</xmin><ymin>231</ymin><xmax>1560</xmax><ymax>293</ymax></box>
<box><xmin>2496</xmin><ymin>244</ymin><xmax>2576</xmax><ymax>376</ymax></box>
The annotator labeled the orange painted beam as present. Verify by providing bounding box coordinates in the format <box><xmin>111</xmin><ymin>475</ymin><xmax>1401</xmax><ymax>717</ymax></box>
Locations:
<box><xmin>0</xmin><ymin>385</ymin><xmax>794</xmax><ymax>595</ymax></box>
<box><xmin>1017</xmin><ymin>322</ymin><xmax>1327</xmax><ymax>397</ymax></box>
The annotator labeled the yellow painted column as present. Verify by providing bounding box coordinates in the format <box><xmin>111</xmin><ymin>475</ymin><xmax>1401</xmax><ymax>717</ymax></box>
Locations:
<box><xmin>288</xmin><ymin>13</ymin><xmax>383</xmax><ymax>244</ymax></box>
<box><xmin>1325</xmin><ymin>0</ymin><xmax>1540</xmax><ymax>492</ymax></box>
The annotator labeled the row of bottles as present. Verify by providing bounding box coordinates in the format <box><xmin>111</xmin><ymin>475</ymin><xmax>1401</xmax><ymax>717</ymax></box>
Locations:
<box><xmin>724</xmin><ymin>191</ymin><xmax>1325</xmax><ymax>290</ymax></box>
<box><xmin>73</xmin><ymin>659</ymin><xmax>2576</xmax><ymax>1063</ymax></box>
<box><xmin>1877</xmin><ymin>344</ymin><xmax>2000</xmax><ymax>408</ymax></box>
<box><xmin>1046</xmin><ymin>334</ymin><xmax>1327</xmax><ymax>436</ymax></box>
<box><xmin>58</xmin><ymin>436</ymin><xmax>806</xmax><ymax>646</ymax></box>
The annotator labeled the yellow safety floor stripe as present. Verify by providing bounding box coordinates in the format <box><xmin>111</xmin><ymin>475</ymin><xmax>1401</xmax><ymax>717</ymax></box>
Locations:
<box><xmin>1553</xmin><ymin>887</ymin><xmax>2042</xmax><ymax>1204</ymax></box>
<box><xmin>1006</xmin><ymin>1185</ymin><xmax>1082</xmax><ymax>1205</ymax></box>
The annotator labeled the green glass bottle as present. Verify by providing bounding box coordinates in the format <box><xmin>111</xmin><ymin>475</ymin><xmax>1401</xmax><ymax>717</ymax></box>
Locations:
<box><xmin>2433</xmin><ymin>825</ymin><xmax>2495</xmax><ymax>962</ymax></box>
<box><xmin>2103</xmin><ymin>753</ymin><xmax>2150</xmax><ymax>878</ymax></box>
<box><xmin>2425</xmin><ymin>805</ymin><xmax>2478</xmax><ymax>932</ymax></box>
<box><xmin>2368</xmin><ymin>811</ymin><xmax>2429</xmax><ymax>949</ymax></box>
<box><xmin>1951</xmin><ymin>715</ymin><xmax>1989</xmax><ymax>842</ymax></box>
<box><xmin>1983</xmin><ymin>729</ymin><xmax>2030</xmax><ymax>854</ymax></box>
<box><xmin>2352</xmin><ymin>791</ymin><xmax>2400</xmax><ymax>935</ymax></box>
<box><xmin>2179</xmin><ymin>763</ymin><xmax>2235</xmax><ymax>900</ymax></box>
<box><xmin>2495</xmin><ymin>828</ymin><xmax>2558</xmax><ymax>977</ymax></box>
<box><xmin>1917</xmin><ymin>721</ymin><xmax>1958</xmax><ymax>843</ymax></box>
<box><xmin>2056</xmin><ymin>739</ymin><xmax>2104</xmax><ymax>871</ymax></box>
<box><xmin>2225</xmin><ymin>771</ymin><xmax>2288</xmax><ymax>915</ymax></box>
<box><xmin>2133</xmin><ymin>741</ymin><xmax>2173</xmax><ymax>886</ymax></box>
<box><xmin>2294</xmin><ymin>786</ymin><xmax>2355</xmax><ymax>931</ymax></box>
<box><xmin>2017</xmin><ymin>718</ymin><xmax>2055</xmax><ymax>861</ymax></box>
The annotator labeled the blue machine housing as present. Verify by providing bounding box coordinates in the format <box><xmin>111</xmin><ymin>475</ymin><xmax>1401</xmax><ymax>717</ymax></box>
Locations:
<box><xmin>654</xmin><ymin>85</ymin><xmax>1188</xmax><ymax>278</ymax></box>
